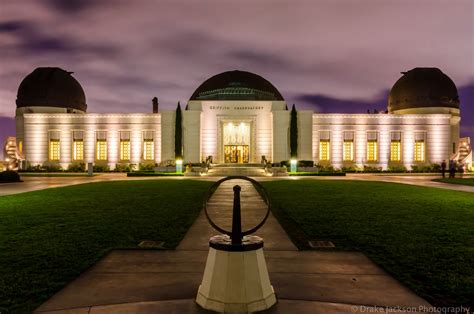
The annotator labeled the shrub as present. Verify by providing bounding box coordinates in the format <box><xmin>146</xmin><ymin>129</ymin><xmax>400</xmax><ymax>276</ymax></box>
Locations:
<box><xmin>411</xmin><ymin>163</ymin><xmax>441</xmax><ymax>173</ymax></box>
<box><xmin>24</xmin><ymin>165</ymin><xmax>46</xmax><ymax>172</ymax></box>
<box><xmin>387</xmin><ymin>165</ymin><xmax>407</xmax><ymax>173</ymax></box>
<box><xmin>0</xmin><ymin>170</ymin><xmax>21</xmax><ymax>183</ymax></box>
<box><xmin>341</xmin><ymin>166</ymin><xmax>358</xmax><ymax>173</ymax></box>
<box><xmin>43</xmin><ymin>164</ymin><xmax>63</xmax><ymax>172</ymax></box>
<box><xmin>93</xmin><ymin>165</ymin><xmax>110</xmax><ymax>172</ymax></box>
<box><xmin>363</xmin><ymin>165</ymin><xmax>382</xmax><ymax>173</ymax></box>
<box><xmin>138</xmin><ymin>163</ymin><xmax>154</xmax><ymax>171</ymax></box>
<box><xmin>315</xmin><ymin>163</ymin><xmax>336</xmax><ymax>172</ymax></box>
<box><xmin>67</xmin><ymin>163</ymin><xmax>85</xmax><ymax>172</ymax></box>
<box><xmin>298</xmin><ymin>160</ymin><xmax>314</xmax><ymax>167</ymax></box>
<box><xmin>116</xmin><ymin>164</ymin><xmax>132</xmax><ymax>172</ymax></box>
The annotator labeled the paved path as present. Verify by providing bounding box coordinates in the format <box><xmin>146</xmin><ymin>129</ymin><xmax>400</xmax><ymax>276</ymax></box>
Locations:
<box><xmin>35</xmin><ymin>179</ymin><xmax>432</xmax><ymax>314</ymax></box>
<box><xmin>1</xmin><ymin>173</ymin><xmax>472</xmax><ymax>197</ymax></box>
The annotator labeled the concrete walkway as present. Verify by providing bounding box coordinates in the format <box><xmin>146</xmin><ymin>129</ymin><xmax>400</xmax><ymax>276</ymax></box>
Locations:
<box><xmin>35</xmin><ymin>179</ymin><xmax>433</xmax><ymax>314</ymax></box>
<box><xmin>1</xmin><ymin>172</ymin><xmax>472</xmax><ymax>197</ymax></box>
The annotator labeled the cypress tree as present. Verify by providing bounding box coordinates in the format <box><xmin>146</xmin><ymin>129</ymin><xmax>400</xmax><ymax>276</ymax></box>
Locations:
<box><xmin>290</xmin><ymin>104</ymin><xmax>298</xmax><ymax>158</ymax></box>
<box><xmin>175</xmin><ymin>102</ymin><xmax>183</xmax><ymax>159</ymax></box>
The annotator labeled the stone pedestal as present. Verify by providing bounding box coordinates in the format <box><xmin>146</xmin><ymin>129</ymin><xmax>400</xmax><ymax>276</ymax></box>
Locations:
<box><xmin>196</xmin><ymin>235</ymin><xmax>276</xmax><ymax>313</ymax></box>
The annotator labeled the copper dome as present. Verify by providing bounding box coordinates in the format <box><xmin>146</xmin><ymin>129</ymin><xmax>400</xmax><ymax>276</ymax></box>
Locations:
<box><xmin>190</xmin><ymin>70</ymin><xmax>284</xmax><ymax>101</ymax></box>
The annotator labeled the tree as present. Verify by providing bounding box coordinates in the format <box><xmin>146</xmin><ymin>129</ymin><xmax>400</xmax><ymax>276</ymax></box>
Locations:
<box><xmin>290</xmin><ymin>104</ymin><xmax>298</xmax><ymax>158</ymax></box>
<box><xmin>175</xmin><ymin>102</ymin><xmax>183</xmax><ymax>159</ymax></box>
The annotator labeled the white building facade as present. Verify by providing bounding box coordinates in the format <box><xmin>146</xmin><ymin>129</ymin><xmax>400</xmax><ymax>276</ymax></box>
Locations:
<box><xmin>14</xmin><ymin>68</ymin><xmax>471</xmax><ymax>171</ymax></box>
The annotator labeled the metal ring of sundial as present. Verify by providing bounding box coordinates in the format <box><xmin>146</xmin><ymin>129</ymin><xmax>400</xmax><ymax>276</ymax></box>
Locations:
<box><xmin>203</xmin><ymin>176</ymin><xmax>271</xmax><ymax>237</ymax></box>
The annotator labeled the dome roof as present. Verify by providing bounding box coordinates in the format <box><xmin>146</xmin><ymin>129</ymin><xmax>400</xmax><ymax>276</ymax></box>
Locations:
<box><xmin>388</xmin><ymin>67</ymin><xmax>459</xmax><ymax>112</ymax></box>
<box><xmin>190</xmin><ymin>70</ymin><xmax>284</xmax><ymax>101</ymax></box>
<box><xmin>16</xmin><ymin>67</ymin><xmax>87</xmax><ymax>112</ymax></box>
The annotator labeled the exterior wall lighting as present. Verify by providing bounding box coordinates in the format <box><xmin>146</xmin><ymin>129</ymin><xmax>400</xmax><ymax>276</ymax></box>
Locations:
<box><xmin>290</xmin><ymin>159</ymin><xmax>297</xmax><ymax>173</ymax></box>
<box><xmin>176</xmin><ymin>159</ymin><xmax>183</xmax><ymax>173</ymax></box>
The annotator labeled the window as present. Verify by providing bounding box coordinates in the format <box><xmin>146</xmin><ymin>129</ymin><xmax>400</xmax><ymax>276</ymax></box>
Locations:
<box><xmin>143</xmin><ymin>131</ymin><xmax>154</xmax><ymax>160</ymax></box>
<box><xmin>367</xmin><ymin>132</ymin><xmax>378</xmax><ymax>162</ymax></box>
<box><xmin>18</xmin><ymin>141</ymin><xmax>23</xmax><ymax>154</ymax></box>
<box><xmin>49</xmin><ymin>140</ymin><xmax>60</xmax><ymax>161</ymax></box>
<box><xmin>390</xmin><ymin>132</ymin><xmax>401</xmax><ymax>162</ymax></box>
<box><xmin>414</xmin><ymin>132</ymin><xmax>425</xmax><ymax>162</ymax></box>
<box><xmin>119</xmin><ymin>131</ymin><xmax>131</xmax><ymax>161</ymax></box>
<box><xmin>343</xmin><ymin>131</ymin><xmax>354</xmax><ymax>162</ymax></box>
<box><xmin>319</xmin><ymin>131</ymin><xmax>330</xmax><ymax>161</ymax></box>
<box><xmin>96</xmin><ymin>131</ymin><xmax>107</xmax><ymax>161</ymax></box>
<box><xmin>49</xmin><ymin>131</ymin><xmax>60</xmax><ymax>161</ymax></box>
<box><xmin>72</xmin><ymin>131</ymin><xmax>84</xmax><ymax>161</ymax></box>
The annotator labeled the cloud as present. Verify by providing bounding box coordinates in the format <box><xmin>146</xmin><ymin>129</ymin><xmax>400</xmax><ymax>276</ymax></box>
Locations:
<box><xmin>0</xmin><ymin>116</ymin><xmax>16</xmax><ymax>160</ymax></box>
<box><xmin>295</xmin><ymin>90</ymin><xmax>389</xmax><ymax>113</ymax></box>
<box><xmin>0</xmin><ymin>0</ymin><xmax>472</xmax><ymax>143</ymax></box>
<box><xmin>46</xmin><ymin>0</ymin><xmax>98</xmax><ymax>14</ymax></box>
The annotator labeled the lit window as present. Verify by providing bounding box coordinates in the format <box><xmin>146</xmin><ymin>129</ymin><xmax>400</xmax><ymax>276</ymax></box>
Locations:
<box><xmin>119</xmin><ymin>131</ymin><xmax>131</xmax><ymax>161</ymax></box>
<box><xmin>367</xmin><ymin>132</ymin><xmax>378</xmax><ymax>162</ymax></box>
<box><xmin>96</xmin><ymin>141</ymin><xmax>107</xmax><ymax>160</ymax></box>
<box><xmin>18</xmin><ymin>141</ymin><xmax>23</xmax><ymax>154</ymax></box>
<box><xmin>414</xmin><ymin>141</ymin><xmax>425</xmax><ymax>162</ymax></box>
<box><xmin>143</xmin><ymin>131</ymin><xmax>154</xmax><ymax>161</ymax></box>
<box><xmin>320</xmin><ymin>140</ymin><xmax>330</xmax><ymax>161</ymax></box>
<box><xmin>390</xmin><ymin>141</ymin><xmax>401</xmax><ymax>162</ymax></box>
<box><xmin>49</xmin><ymin>140</ymin><xmax>60</xmax><ymax>161</ymax></box>
<box><xmin>367</xmin><ymin>141</ymin><xmax>378</xmax><ymax>161</ymax></box>
<box><xmin>120</xmin><ymin>140</ymin><xmax>131</xmax><ymax>160</ymax></box>
<box><xmin>143</xmin><ymin>140</ymin><xmax>154</xmax><ymax>160</ymax></box>
<box><xmin>72</xmin><ymin>131</ymin><xmax>84</xmax><ymax>161</ymax></box>
<box><xmin>73</xmin><ymin>140</ymin><xmax>84</xmax><ymax>161</ymax></box>
<box><xmin>343</xmin><ymin>141</ymin><xmax>353</xmax><ymax>161</ymax></box>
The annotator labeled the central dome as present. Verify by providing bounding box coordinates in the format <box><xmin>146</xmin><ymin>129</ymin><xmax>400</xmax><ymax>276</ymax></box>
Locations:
<box><xmin>190</xmin><ymin>70</ymin><xmax>284</xmax><ymax>101</ymax></box>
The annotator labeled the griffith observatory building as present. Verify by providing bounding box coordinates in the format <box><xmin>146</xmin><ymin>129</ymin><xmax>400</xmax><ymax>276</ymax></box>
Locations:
<box><xmin>11</xmin><ymin>67</ymin><xmax>472</xmax><ymax>171</ymax></box>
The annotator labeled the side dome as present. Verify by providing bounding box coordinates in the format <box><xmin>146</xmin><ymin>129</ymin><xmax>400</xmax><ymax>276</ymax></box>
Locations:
<box><xmin>190</xmin><ymin>70</ymin><xmax>284</xmax><ymax>101</ymax></box>
<box><xmin>16</xmin><ymin>67</ymin><xmax>87</xmax><ymax>112</ymax></box>
<box><xmin>388</xmin><ymin>67</ymin><xmax>459</xmax><ymax>113</ymax></box>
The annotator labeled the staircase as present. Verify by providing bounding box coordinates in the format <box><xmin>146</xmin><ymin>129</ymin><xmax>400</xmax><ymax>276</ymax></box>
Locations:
<box><xmin>206</xmin><ymin>163</ymin><xmax>267</xmax><ymax>176</ymax></box>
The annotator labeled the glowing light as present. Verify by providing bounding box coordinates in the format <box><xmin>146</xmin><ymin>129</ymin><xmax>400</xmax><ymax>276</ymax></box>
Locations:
<box><xmin>290</xmin><ymin>159</ymin><xmax>297</xmax><ymax>173</ymax></box>
<box><xmin>176</xmin><ymin>159</ymin><xmax>183</xmax><ymax>173</ymax></box>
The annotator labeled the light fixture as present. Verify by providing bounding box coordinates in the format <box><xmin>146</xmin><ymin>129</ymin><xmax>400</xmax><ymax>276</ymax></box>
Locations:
<box><xmin>290</xmin><ymin>159</ymin><xmax>297</xmax><ymax>173</ymax></box>
<box><xmin>176</xmin><ymin>159</ymin><xmax>183</xmax><ymax>174</ymax></box>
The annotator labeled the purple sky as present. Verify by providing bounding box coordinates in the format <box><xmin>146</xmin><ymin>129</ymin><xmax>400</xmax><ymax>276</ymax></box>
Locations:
<box><xmin>1</xmin><ymin>0</ymin><xmax>473</xmax><ymax>158</ymax></box>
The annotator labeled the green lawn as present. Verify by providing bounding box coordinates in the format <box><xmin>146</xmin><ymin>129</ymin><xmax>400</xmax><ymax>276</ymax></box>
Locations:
<box><xmin>262</xmin><ymin>180</ymin><xmax>474</xmax><ymax>307</ymax></box>
<box><xmin>433</xmin><ymin>178</ymin><xmax>474</xmax><ymax>186</ymax></box>
<box><xmin>0</xmin><ymin>180</ymin><xmax>212</xmax><ymax>313</ymax></box>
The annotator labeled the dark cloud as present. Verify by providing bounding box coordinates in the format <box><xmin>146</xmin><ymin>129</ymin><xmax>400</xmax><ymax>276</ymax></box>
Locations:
<box><xmin>0</xmin><ymin>20</ymin><xmax>27</xmax><ymax>32</ymax></box>
<box><xmin>0</xmin><ymin>1</ymin><xmax>472</xmax><ymax>144</ymax></box>
<box><xmin>228</xmin><ymin>50</ymin><xmax>295</xmax><ymax>71</ymax></box>
<box><xmin>459</xmin><ymin>84</ymin><xmax>474</xmax><ymax>139</ymax></box>
<box><xmin>295</xmin><ymin>90</ymin><xmax>389</xmax><ymax>113</ymax></box>
<box><xmin>46</xmin><ymin>0</ymin><xmax>97</xmax><ymax>14</ymax></box>
<box><xmin>0</xmin><ymin>117</ymin><xmax>16</xmax><ymax>159</ymax></box>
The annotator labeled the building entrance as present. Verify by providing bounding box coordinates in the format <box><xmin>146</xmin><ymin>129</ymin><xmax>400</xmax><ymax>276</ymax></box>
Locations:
<box><xmin>224</xmin><ymin>145</ymin><xmax>249</xmax><ymax>163</ymax></box>
<box><xmin>222</xmin><ymin>122</ymin><xmax>251</xmax><ymax>163</ymax></box>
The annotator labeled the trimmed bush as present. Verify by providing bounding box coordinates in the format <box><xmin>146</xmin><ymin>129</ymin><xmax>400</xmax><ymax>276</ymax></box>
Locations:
<box><xmin>297</xmin><ymin>160</ymin><xmax>314</xmax><ymax>167</ymax></box>
<box><xmin>0</xmin><ymin>170</ymin><xmax>21</xmax><ymax>183</ymax></box>
<box><xmin>138</xmin><ymin>163</ymin><xmax>154</xmax><ymax>171</ymax></box>
<box><xmin>93</xmin><ymin>165</ymin><xmax>110</xmax><ymax>172</ymax></box>
<box><xmin>67</xmin><ymin>163</ymin><xmax>85</xmax><ymax>172</ymax></box>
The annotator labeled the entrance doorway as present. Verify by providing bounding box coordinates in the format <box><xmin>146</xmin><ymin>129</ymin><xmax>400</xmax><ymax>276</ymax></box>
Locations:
<box><xmin>224</xmin><ymin>145</ymin><xmax>249</xmax><ymax>163</ymax></box>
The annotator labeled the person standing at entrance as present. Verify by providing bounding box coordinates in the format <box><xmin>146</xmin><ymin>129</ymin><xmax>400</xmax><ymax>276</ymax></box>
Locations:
<box><xmin>441</xmin><ymin>160</ymin><xmax>447</xmax><ymax>178</ymax></box>
<box><xmin>448</xmin><ymin>160</ymin><xmax>455</xmax><ymax>178</ymax></box>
